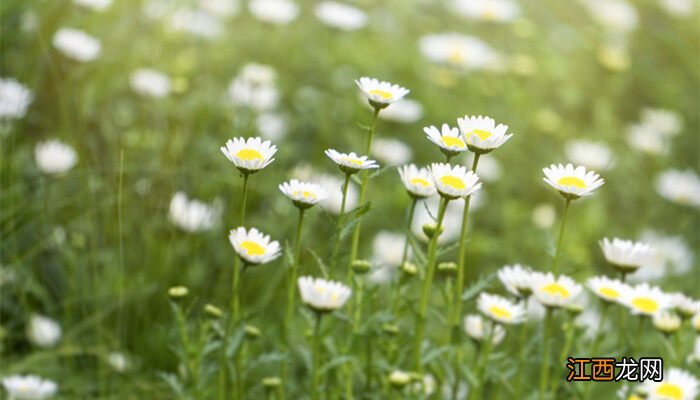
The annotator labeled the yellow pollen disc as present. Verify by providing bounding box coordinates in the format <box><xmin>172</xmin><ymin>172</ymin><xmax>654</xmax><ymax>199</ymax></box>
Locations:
<box><xmin>628</xmin><ymin>396</ymin><xmax>643</xmax><ymax>400</ymax></box>
<box><xmin>241</xmin><ymin>240</ymin><xmax>265</xmax><ymax>256</ymax></box>
<box><xmin>410</xmin><ymin>177</ymin><xmax>430</xmax><ymax>187</ymax></box>
<box><xmin>440</xmin><ymin>175</ymin><xmax>466</xmax><ymax>190</ymax></box>
<box><xmin>469</xmin><ymin>129</ymin><xmax>492</xmax><ymax>141</ymax></box>
<box><xmin>441</xmin><ymin>136</ymin><xmax>466</xmax><ymax>148</ymax></box>
<box><xmin>448</xmin><ymin>48</ymin><xmax>465</xmax><ymax>64</ymax></box>
<box><xmin>342</xmin><ymin>157</ymin><xmax>363</xmax><ymax>166</ymax></box>
<box><xmin>632</xmin><ymin>297</ymin><xmax>658</xmax><ymax>313</ymax></box>
<box><xmin>293</xmin><ymin>190</ymin><xmax>315</xmax><ymax>199</ymax></box>
<box><xmin>236</xmin><ymin>149</ymin><xmax>264</xmax><ymax>161</ymax></box>
<box><xmin>368</xmin><ymin>89</ymin><xmax>392</xmax><ymax>100</ymax></box>
<box><xmin>599</xmin><ymin>287</ymin><xmax>620</xmax><ymax>299</ymax></box>
<box><xmin>557</xmin><ymin>176</ymin><xmax>586</xmax><ymax>188</ymax></box>
<box><xmin>541</xmin><ymin>283</ymin><xmax>570</xmax><ymax>298</ymax></box>
<box><xmin>314</xmin><ymin>285</ymin><xmax>325</xmax><ymax>294</ymax></box>
<box><xmin>655</xmin><ymin>383</ymin><xmax>683</xmax><ymax>400</ymax></box>
<box><xmin>488</xmin><ymin>305</ymin><xmax>513</xmax><ymax>320</ymax></box>
<box><xmin>330</xmin><ymin>292</ymin><xmax>338</xmax><ymax>304</ymax></box>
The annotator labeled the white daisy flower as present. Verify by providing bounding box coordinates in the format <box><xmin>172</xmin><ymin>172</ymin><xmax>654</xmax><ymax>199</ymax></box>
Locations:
<box><xmin>424</xmin><ymin>124</ymin><xmax>467</xmax><ymax>158</ymax></box>
<box><xmin>564</xmin><ymin>140</ymin><xmax>614</xmax><ymax>171</ymax></box>
<box><xmin>471</xmin><ymin>154</ymin><xmax>502</xmax><ymax>182</ymax></box>
<box><xmin>659</xmin><ymin>0</ymin><xmax>694</xmax><ymax>16</ymax></box>
<box><xmin>532</xmin><ymin>273</ymin><xmax>583</xmax><ymax>308</ymax></box>
<box><xmin>599</xmin><ymin>237</ymin><xmax>655</xmax><ymax>273</ymax></box>
<box><xmin>279</xmin><ymin>179</ymin><xmax>328</xmax><ymax>209</ymax></box>
<box><xmin>228</xmin><ymin>227</ymin><xmax>281</xmax><ymax>265</ymax></box>
<box><xmin>169</xmin><ymin>8</ymin><xmax>223</xmax><ymax>39</ymax></box>
<box><xmin>52</xmin><ymin>28</ymin><xmax>101</xmax><ymax>62</ymax></box>
<box><xmin>168</xmin><ymin>191</ymin><xmax>220</xmax><ymax>233</ymax></box>
<box><xmin>256</xmin><ymin>112</ymin><xmax>287</xmax><ymax>141</ymax></box>
<box><xmin>220</xmin><ymin>137</ymin><xmax>277</xmax><ymax>174</ymax></box>
<box><xmin>669</xmin><ymin>293</ymin><xmax>699</xmax><ymax>318</ymax></box>
<box><xmin>228</xmin><ymin>63</ymin><xmax>279</xmax><ymax>111</ymax></box>
<box><xmin>0</xmin><ymin>77</ymin><xmax>33</xmax><ymax>120</ymax></box>
<box><xmin>378</xmin><ymin>99</ymin><xmax>423</xmax><ymax>123</ymax></box>
<box><xmin>575</xmin><ymin>308</ymin><xmax>608</xmax><ymax>340</ymax></box>
<box><xmin>316</xmin><ymin>172</ymin><xmax>358</xmax><ymax>215</ymax></box>
<box><xmin>370</xmin><ymin>138</ymin><xmax>412</xmax><ymax>166</ymax></box>
<box><xmin>531</xmin><ymin>203</ymin><xmax>556</xmax><ymax>229</ymax></box>
<box><xmin>325</xmin><ymin>149</ymin><xmax>378</xmax><ymax>175</ymax></box>
<box><xmin>694</xmin><ymin>313</ymin><xmax>700</xmax><ymax>333</ymax></box>
<box><xmin>106</xmin><ymin>351</ymin><xmax>129</xmax><ymax>372</ymax></box>
<box><xmin>640</xmin><ymin>107</ymin><xmax>683</xmax><ymax>137</ymax></box>
<box><xmin>429</xmin><ymin>163</ymin><xmax>482</xmax><ymax>200</ymax></box>
<box><xmin>586</xmin><ymin>276</ymin><xmax>630</xmax><ymax>303</ymax></box>
<box><xmin>694</xmin><ymin>337</ymin><xmax>700</xmax><ymax>363</ymax></box>
<box><xmin>35</xmin><ymin>139</ymin><xmax>78</xmax><ymax>175</ymax></box>
<box><xmin>453</xmin><ymin>0</ymin><xmax>520</xmax><ymax>22</ymax></box>
<box><xmin>626</xmin><ymin>123</ymin><xmax>668</xmax><ymax>156</ymax></box>
<box><xmin>629</xmin><ymin>230</ymin><xmax>693</xmax><ymax>282</ymax></box>
<box><xmin>314</xmin><ymin>1</ymin><xmax>367</xmax><ymax>31</ymax></box>
<box><xmin>355</xmin><ymin>77</ymin><xmax>409</xmax><ymax>109</ymax></box>
<box><xmin>371</xmin><ymin>230</ymin><xmax>408</xmax><ymax>268</ymax></box>
<box><xmin>642</xmin><ymin>368</ymin><xmax>698</xmax><ymax>400</ymax></box>
<box><xmin>464</xmin><ymin>314</ymin><xmax>506</xmax><ymax>344</ymax></box>
<box><xmin>477</xmin><ymin>292</ymin><xmax>526</xmax><ymax>324</ymax></box>
<box><xmin>200</xmin><ymin>0</ymin><xmax>239</xmax><ymax>18</ymax></box>
<box><xmin>620</xmin><ymin>283</ymin><xmax>672</xmax><ymax>316</ymax></box>
<box><xmin>419</xmin><ymin>33</ymin><xmax>501</xmax><ymax>71</ymax></box>
<box><xmin>130</xmin><ymin>68</ymin><xmax>172</xmax><ymax>98</ymax></box>
<box><xmin>457</xmin><ymin>115</ymin><xmax>513</xmax><ymax>154</ymax></box>
<box><xmin>1</xmin><ymin>375</ymin><xmax>57</xmax><ymax>400</ymax></box>
<box><xmin>653</xmin><ymin>311</ymin><xmax>682</xmax><ymax>334</ymax></box>
<box><xmin>583</xmin><ymin>0</ymin><xmax>638</xmax><ymax>33</ymax></box>
<box><xmin>542</xmin><ymin>163</ymin><xmax>604</xmax><ymax>200</ymax></box>
<box><xmin>398</xmin><ymin>164</ymin><xmax>437</xmax><ymax>199</ymax></box>
<box><xmin>655</xmin><ymin>169</ymin><xmax>700</xmax><ymax>208</ymax></box>
<box><xmin>297</xmin><ymin>276</ymin><xmax>351</xmax><ymax>312</ymax></box>
<box><xmin>497</xmin><ymin>264</ymin><xmax>542</xmax><ymax>297</ymax></box>
<box><xmin>249</xmin><ymin>0</ymin><xmax>298</xmax><ymax>25</ymax></box>
<box><xmin>73</xmin><ymin>0</ymin><xmax>111</xmax><ymax>11</ymax></box>
<box><xmin>27</xmin><ymin>314</ymin><xmax>61</xmax><ymax>348</ymax></box>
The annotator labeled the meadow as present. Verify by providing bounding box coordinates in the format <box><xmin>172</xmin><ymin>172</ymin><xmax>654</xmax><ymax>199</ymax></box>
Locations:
<box><xmin>1</xmin><ymin>0</ymin><xmax>699</xmax><ymax>398</ymax></box>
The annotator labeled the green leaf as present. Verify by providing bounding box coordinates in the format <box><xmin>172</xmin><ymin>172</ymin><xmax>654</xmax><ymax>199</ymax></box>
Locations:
<box><xmin>368</xmin><ymin>165</ymin><xmax>395</xmax><ymax>180</ymax></box>
<box><xmin>356</xmin><ymin>122</ymin><xmax>371</xmax><ymax>131</ymax></box>
<box><xmin>320</xmin><ymin>355</ymin><xmax>354</xmax><ymax>374</ymax></box>
<box><xmin>339</xmin><ymin>202</ymin><xmax>371</xmax><ymax>240</ymax></box>
<box><xmin>308</xmin><ymin>248</ymin><xmax>329</xmax><ymax>278</ymax></box>
<box><xmin>407</xmin><ymin>234</ymin><xmax>427</xmax><ymax>266</ymax></box>
<box><xmin>461</xmin><ymin>273</ymin><xmax>495</xmax><ymax>301</ymax></box>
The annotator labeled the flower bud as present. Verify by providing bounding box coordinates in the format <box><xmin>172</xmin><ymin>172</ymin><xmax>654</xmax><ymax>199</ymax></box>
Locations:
<box><xmin>422</xmin><ymin>223</ymin><xmax>443</xmax><ymax>239</ymax></box>
<box><xmin>389</xmin><ymin>370</ymin><xmax>411</xmax><ymax>387</ymax></box>
<box><xmin>437</xmin><ymin>262</ymin><xmax>457</xmax><ymax>276</ymax></box>
<box><xmin>381</xmin><ymin>323</ymin><xmax>399</xmax><ymax>336</ymax></box>
<box><xmin>262</xmin><ymin>376</ymin><xmax>281</xmax><ymax>388</ymax></box>
<box><xmin>168</xmin><ymin>286</ymin><xmax>189</xmax><ymax>300</ymax></box>
<box><xmin>401</xmin><ymin>262</ymin><xmax>417</xmax><ymax>276</ymax></box>
<box><xmin>351</xmin><ymin>259</ymin><xmax>372</xmax><ymax>274</ymax></box>
<box><xmin>204</xmin><ymin>304</ymin><xmax>223</xmax><ymax>319</ymax></box>
<box><xmin>245</xmin><ymin>324</ymin><xmax>261</xmax><ymax>339</ymax></box>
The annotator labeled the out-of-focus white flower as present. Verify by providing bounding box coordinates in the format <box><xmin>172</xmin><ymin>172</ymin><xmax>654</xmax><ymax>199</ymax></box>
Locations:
<box><xmin>249</xmin><ymin>0</ymin><xmax>298</xmax><ymax>25</ymax></box>
<box><xmin>317</xmin><ymin>173</ymin><xmax>358</xmax><ymax>214</ymax></box>
<box><xmin>477</xmin><ymin>292</ymin><xmax>526</xmax><ymax>324</ymax></box>
<box><xmin>599</xmin><ymin>237</ymin><xmax>655</xmax><ymax>273</ymax></box>
<box><xmin>640</xmin><ymin>108</ymin><xmax>683</xmax><ymax>137</ymax></box>
<box><xmin>107</xmin><ymin>352</ymin><xmax>129</xmax><ymax>372</ymax></box>
<box><xmin>693</xmin><ymin>337</ymin><xmax>700</xmax><ymax>362</ymax></box>
<box><xmin>655</xmin><ymin>169</ymin><xmax>700</xmax><ymax>208</ymax></box>
<box><xmin>355</xmin><ymin>77</ymin><xmax>409</xmax><ymax>108</ymax></box>
<box><xmin>27</xmin><ymin>314</ymin><xmax>61</xmax><ymax>347</ymax></box>
<box><xmin>531</xmin><ymin>203</ymin><xmax>556</xmax><ymax>229</ymax></box>
<box><xmin>526</xmin><ymin>295</ymin><xmax>546</xmax><ymax>321</ymax></box>
<box><xmin>168</xmin><ymin>191</ymin><xmax>220</xmax><ymax>233</ymax></box>
<box><xmin>256</xmin><ymin>112</ymin><xmax>287</xmax><ymax>141</ymax></box>
<box><xmin>542</xmin><ymin>163</ymin><xmax>604</xmax><ymax>200</ymax></box>
<box><xmin>642</xmin><ymin>368</ymin><xmax>698</xmax><ymax>400</ymax></box>
<box><xmin>0</xmin><ymin>77</ymin><xmax>33</xmax><ymax>119</ymax></box>
<box><xmin>278</xmin><ymin>179</ymin><xmax>328</xmax><ymax>209</ymax></box>
<box><xmin>659</xmin><ymin>0</ymin><xmax>695</xmax><ymax>16</ymax></box>
<box><xmin>52</xmin><ymin>28</ymin><xmax>101</xmax><ymax>62</ymax></box>
<box><xmin>378</xmin><ymin>99</ymin><xmax>423</xmax><ymax>123</ymax></box>
<box><xmin>597</xmin><ymin>44</ymin><xmax>631</xmax><ymax>72</ymax></box>
<box><xmin>0</xmin><ymin>265</ymin><xmax>17</xmax><ymax>287</ymax></box>
<box><xmin>583</xmin><ymin>0</ymin><xmax>638</xmax><ymax>33</ymax></box>
<box><xmin>73</xmin><ymin>0</ymin><xmax>111</xmax><ymax>11</ymax></box>
<box><xmin>170</xmin><ymin>8</ymin><xmax>223</xmax><ymax>38</ymax></box>
<box><xmin>464</xmin><ymin>314</ymin><xmax>506</xmax><ymax>344</ymax></box>
<box><xmin>220</xmin><ymin>136</ymin><xmax>277</xmax><ymax>173</ymax></box>
<box><xmin>653</xmin><ymin>311</ymin><xmax>682</xmax><ymax>334</ymax></box>
<box><xmin>297</xmin><ymin>276</ymin><xmax>351</xmax><ymax>312</ymax></box>
<box><xmin>620</xmin><ymin>283</ymin><xmax>672</xmax><ymax>316</ymax></box>
<box><xmin>629</xmin><ymin>230</ymin><xmax>693</xmax><ymax>282</ymax></box>
<box><xmin>200</xmin><ymin>0</ymin><xmax>239</xmax><ymax>18</ymax></box>
<box><xmin>498</xmin><ymin>264</ymin><xmax>541</xmax><ymax>297</ymax></box>
<box><xmin>565</xmin><ymin>140</ymin><xmax>614</xmax><ymax>171</ymax></box>
<box><xmin>419</xmin><ymin>33</ymin><xmax>501</xmax><ymax>71</ymax></box>
<box><xmin>575</xmin><ymin>308</ymin><xmax>608</xmax><ymax>340</ymax></box>
<box><xmin>130</xmin><ymin>69</ymin><xmax>172</xmax><ymax>98</ymax></box>
<box><xmin>35</xmin><ymin>139</ymin><xmax>78</xmax><ymax>175</ymax></box>
<box><xmin>1</xmin><ymin>375</ymin><xmax>57</xmax><ymax>399</ymax></box>
<box><xmin>626</xmin><ymin>123</ymin><xmax>667</xmax><ymax>155</ymax></box>
<box><xmin>371</xmin><ymin>231</ymin><xmax>407</xmax><ymax>268</ymax></box>
<box><xmin>670</xmin><ymin>293</ymin><xmax>699</xmax><ymax>317</ymax></box>
<box><xmin>410</xmin><ymin>374</ymin><xmax>436</xmax><ymax>396</ymax></box>
<box><xmin>471</xmin><ymin>154</ymin><xmax>502</xmax><ymax>182</ymax></box>
<box><xmin>532</xmin><ymin>273</ymin><xmax>583</xmax><ymax>308</ymax></box>
<box><xmin>371</xmin><ymin>138</ymin><xmax>412</xmax><ymax>166</ymax></box>
<box><xmin>586</xmin><ymin>276</ymin><xmax>630</xmax><ymax>303</ymax></box>
<box><xmin>453</xmin><ymin>0</ymin><xmax>520</xmax><ymax>22</ymax></box>
<box><xmin>314</xmin><ymin>1</ymin><xmax>367</xmax><ymax>31</ymax></box>
<box><xmin>229</xmin><ymin>63</ymin><xmax>279</xmax><ymax>111</ymax></box>
<box><xmin>228</xmin><ymin>227</ymin><xmax>281</xmax><ymax>265</ymax></box>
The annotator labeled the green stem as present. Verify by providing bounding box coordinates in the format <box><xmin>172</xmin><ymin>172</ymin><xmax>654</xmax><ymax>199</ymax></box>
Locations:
<box><xmin>552</xmin><ymin>198</ymin><xmax>571</xmax><ymax>274</ymax></box>
<box><xmin>551</xmin><ymin>314</ymin><xmax>576</xmax><ymax>396</ymax></box>
<box><xmin>469</xmin><ymin>320</ymin><xmax>494</xmax><ymax>400</ymax></box>
<box><xmin>311</xmin><ymin>313</ymin><xmax>323</xmax><ymax>400</ymax></box>
<box><xmin>330</xmin><ymin>174</ymin><xmax>351</xmax><ymax>272</ymax></box>
<box><xmin>514</xmin><ymin>302</ymin><xmax>529</xmax><ymax>395</ymax></box>
<box><xmin>590</xmin><ymin>303</ymin><xmax>610</xmax><ymax>357</ymax></box>
<box><xmin>391</xmin><ymin>197</ymin><xmax>418</xmax><ymax>317</ymax></box>
<box><xmin>539</xmin><ymin>308</ymin><xmax>553</xmax><ymax>400</ymax></box>
<box><xmin>282</xmin><ymin>208</ymin><xmax>305</xmax><ymax>396</ymax></box>
<box><xmin>412</xmin><ymin>197</ymin><xmax>449</xmax><ymax>371</ymax></box>
<box><xmin>240</xmin><ymin>173</ymin><xmax>250</xmax><ymax>225</ymax></box>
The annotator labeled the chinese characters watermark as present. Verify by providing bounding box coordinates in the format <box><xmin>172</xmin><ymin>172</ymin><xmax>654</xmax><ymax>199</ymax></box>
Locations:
<box><xmin>566</xmin><ymin>357</ymin><xmax>663</xmax><ymax>382</ymax></box>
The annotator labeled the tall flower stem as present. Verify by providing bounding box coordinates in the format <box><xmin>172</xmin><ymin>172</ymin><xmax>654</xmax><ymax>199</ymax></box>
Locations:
<box><xmin>551</xmin><ymin>313</ymin><xmax>576</xmax><ymax>396</ymax></box>
<box><xmin>412</xmin><ymin>197</ymin><xmax>449</xmax><ymax>371</ymax></box>
<box><xmin>539</xmin><ymin>308</ymin><xmax>553</xmax><ymax>400</ymax></box>
<box><xmin>513</xmin><ymin>310</ymin><xmax>529</xmax><ymax>396</ymax></box>
<box><xmin>450</xmin><ymin>153</ymin><xmax>481</xmax><ymax>397</ymax></box>
<box><xmin>392</xmin><ymin>198</ymin><xmax>417</xmax><ymax>317</ymax></box>
<box><xmin>311</xmin><ymin>313</ymin><xmax>323</xmax><ymax>400</ymax></box>
<box><xmin>552</xmin><ymin>198</ymin><xmax>571</xmax><ymax>274</ymax></box>
<box><xmin>330</xmin><ymin>174</ymin><xmax>352</xmax><ymax>272</ymax></box>
<box><xmin>590</xmin><ymin>303</ymin><xmax>610</xmax><ymax>356</ymax></box>
<box><xmin>468</xmin><ymin>320</ymin><xmax>494</xmax><ymax>400</ymax></box>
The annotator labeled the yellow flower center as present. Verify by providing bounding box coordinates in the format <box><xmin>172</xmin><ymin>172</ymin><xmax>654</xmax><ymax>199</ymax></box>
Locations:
<box><xmin>632</xmin><ymin>297</ymin><xmax>659</xmax><ymax>314</ymax></box>
<box><xmin>448</xmin><ymin>47</ymin><xmax>465</xmax><ymax>64</ymax></box>
<box><xmin>441</xmin><ymin>136</ymin><xmax>466</xmax><ymax>148</ymax></box>
<box><xmin>314</xmin><ymin>285</ymin><xmax>325</xmax><ymax>294</ymax></box>
<box><xmin>628</xmin><ymin>395</ymin><xmax>643</xmax><ymax>400</ymax></box>
<box><xmin>557</xmin><ymin>176</ymin><xmax>586</xmax><ymax>188</ymax></box>
<box><xmin>655</xmin><ymin>383</ymin><xmax>683</xmax><ymax>400</ymax></box>
<box><xmin>369</xmin><ymin>89</ymin><xmax>392</xmax><ymax>100</ymax></box>
<box><xmin>342</xmin><ymin>156</ymin><xmax>363</xmax><ymax>166</ymax></box>
<box><xmin>488</xmin><ymin>305</ymin><xmax>513</xmax><ymax>320</ymax></box>
<box><xmin>241</xmin><ymin>240</ymin><xmax>265</xmax><ymax>256</ymax></box>
<box><xmin>469</xmin><ymin>129</ymin><xmax>492</xmax><ymax>141</ymax></box>
<box><xmin>598</xmin><ymin>287</ymin><xmax>620</xmax><ymax>299</ymax></box>
<box><xmin>236</xmin><ymin>149</ymin><xmax>264</xmax><ymax>161</ymax></box>
<box><xmin>293</xmin><ymin>190</ymin><xmax>315</xmax><ymax>199</ymax></box>
<box><xmin>410</xmin><ymin>177</ymin><xmax>430</xmax><ymax>187</ymax></box>
<box><xmin>440</xmin><ymin>175</ymin><xmax>465</xmax><ymax>190</ymax></box>
<box><xmin>330</xmin><ymin>292</ymin><xmax>338</xmax><ymax>304</ymax></box>
<box><xmin>541</xmin><ymin>283</ymin><xmax>570</xmax><ymax>298</ymax></box>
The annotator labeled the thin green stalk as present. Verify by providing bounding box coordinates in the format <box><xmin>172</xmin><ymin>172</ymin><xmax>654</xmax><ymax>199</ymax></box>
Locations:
<box><xmin>590</xmin><ymin>303</ymin><xmax>610</xmax><ymax>356</ymax></box>
<box><xmin>240</xmin><ymin>173</ymin><xmax>250</xmax><ymax>226</ymax></box>
<box><xmin>311</xmin><ymin>313</ymin><xmax>323</xmax><ymax>400</ymax></box>
<box><xmin>330</xmin><ymin>174</ymin><xmax>351</xmax><ymax>271</ymax></box>
<box><xmin>282</xmin><ymin>208</ymin><xmax>305</xmax><ymax>397</ymax></box>
<box><xmin>513</xmin><ymin>300</ymin><xmax>529</xmax><ymax>395</ymax></box>
<box><xmin>539</xmin><ymin>308</ymin><xmax>553</xmax><ymax>400</ymax></box>
<box><xmin>412</xmin><ymin>197</ymin><xmax>449</xmax><ymax>371</ymax></box>
<box><xmin>468</xmin><ymin>320</ymin><xmax>494</xmax><ymax>400</ymax></box>
<box><xmin>552</xmin><ymin>198</ymin><xmax>571</xmax><ymax>274</ymax></box>
<box><xmin>551</xmin><ymin>314</ymin><xmax>576</xmax><ymax>396</ymax></box>
<box><xmin>391</xmin><ymin>197</ymin><xmax>417</xmax><ymax>317</ymax></box>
